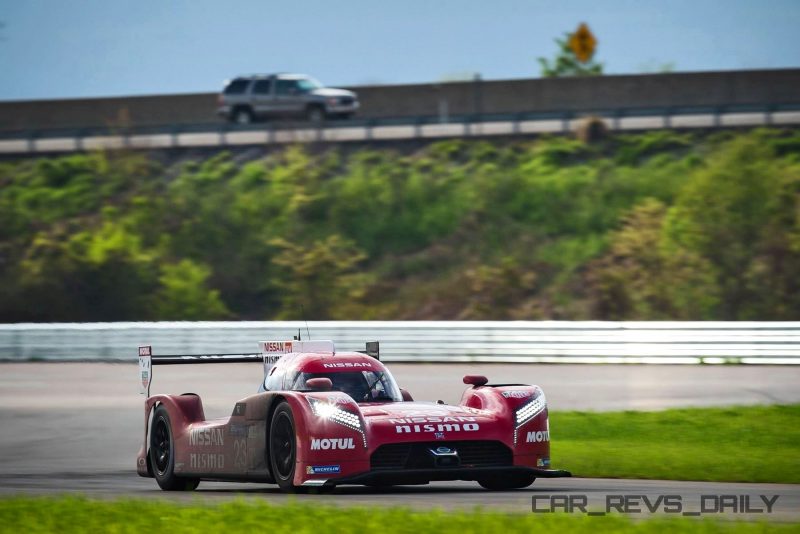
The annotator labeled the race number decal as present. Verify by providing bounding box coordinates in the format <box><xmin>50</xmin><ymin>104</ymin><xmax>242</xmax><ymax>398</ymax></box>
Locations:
<box><xmin>139</xmin><ymin>345</ymin><xmax>152</xmax><ymax>396</ymax></box>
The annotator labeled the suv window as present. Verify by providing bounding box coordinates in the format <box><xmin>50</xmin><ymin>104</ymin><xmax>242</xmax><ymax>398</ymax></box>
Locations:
<box><xmin>252</xmin><ymin>79</ymin><xmax>273</xmax><ymax>95</ymax></box>
<box><xmin>275</xmin><ymin>79</ymin><xmax>300</xmax><ymax>96</ymax></box>
<box><xmin>224</xmin><ymin>79</ymin><xmax>250</xmax><ymax>95</ymax></box>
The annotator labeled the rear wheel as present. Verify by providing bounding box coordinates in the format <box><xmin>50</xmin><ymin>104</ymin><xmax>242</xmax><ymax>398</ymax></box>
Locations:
<box><xmin>231</xmin><ymin>107</ymin><xmax>254</xmax><ymax>124</ymax></box>
<box><xmin>269</xmin><ymin>402</ymin><xmax>300</xmax><ymax>492</ymax></box>
<box><xmin>477</xmin><ymin>473</ymin><xmax>535</xmax><ymax>490</ymax></box>
<box><xmin>149</xmin><ymin>405</ymin><xmax>200</xmax><ymax>491</ymax></box>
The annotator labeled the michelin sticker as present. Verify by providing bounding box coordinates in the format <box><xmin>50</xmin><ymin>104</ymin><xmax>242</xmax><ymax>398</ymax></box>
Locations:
<box><xmin>306</xmin><ymin>465</ymin><xmax>341</xmax><ymax>474</ymax></box>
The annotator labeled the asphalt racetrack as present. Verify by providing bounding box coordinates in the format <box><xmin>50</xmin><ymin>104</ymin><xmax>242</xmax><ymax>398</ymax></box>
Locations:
<box><xmin>1</xmin><ymin>362</ymin><xmax>799</xmax><ymax>520</ymax></box>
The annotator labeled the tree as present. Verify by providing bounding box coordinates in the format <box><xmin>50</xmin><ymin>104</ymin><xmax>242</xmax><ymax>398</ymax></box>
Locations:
<box><xmin>538</xmin><ymin>31</ymin><xmax>603</xmax><ymax>78</ymax></box>
<box><xmin>587</xmin><ymin>199</ymin><xmax>719</xmax><ymax>319</ymax></box>
<box><xmin>153</xmin><ymin>259</ymin><xmax>230</xmax><ymax>320</ymax></box>
<box><xmin>664</xmin><ymin>135</ymin><xmax>781</xmax><ymax>319</ymax></box>
<box><xmin>270</xmin><ymin>235</ymin><xmax>370</xmax><ymax>319</ymax></box>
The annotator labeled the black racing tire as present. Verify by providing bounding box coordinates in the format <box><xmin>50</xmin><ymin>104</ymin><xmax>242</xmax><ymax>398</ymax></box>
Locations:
<box><xmin>477</xmin><ymin>473</ymin><xmax>535</xmax><ymax>490</ymax></box>
<box><xmin>231</xmin><ymin>107</ymin><xmax>254</xmax><ymax>124</ymax></box>
<box><xmin>269</xmin><ymin>401</ymin><xmax>300</xmax><ymax>493</ymax></box>
<box><xmin>306</xmin><ymin>105</ymin><xmax>326</xmax><ymax>124</ymax></box>
<box><xmin>149</xmin><ymin>405</ymin><xmax>200</xmax><ymax>491</ymax></box>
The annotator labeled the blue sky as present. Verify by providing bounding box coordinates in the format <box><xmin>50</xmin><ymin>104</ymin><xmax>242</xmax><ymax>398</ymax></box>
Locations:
<box><xmin>1</xmin><ymin>0</ymin><xmax>798</xmax><ymax>101</ymax></box>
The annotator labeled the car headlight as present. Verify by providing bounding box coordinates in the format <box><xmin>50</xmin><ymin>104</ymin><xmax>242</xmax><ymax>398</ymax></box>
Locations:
<box><xmin>513</xmin><ymin>391</ymin><xmax>547</xmax><ymax>444</ymax></box>
<box><xmin>307</xmin><ymin>397</ymin><xmax>366</xmax><ymax>446</ymax></box>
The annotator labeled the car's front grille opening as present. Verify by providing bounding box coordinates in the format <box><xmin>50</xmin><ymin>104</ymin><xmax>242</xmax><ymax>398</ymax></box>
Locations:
<box><xmin>370</xmin><ymin>440</ymin><xmax>512</xmax><ymax>471</ymax></box>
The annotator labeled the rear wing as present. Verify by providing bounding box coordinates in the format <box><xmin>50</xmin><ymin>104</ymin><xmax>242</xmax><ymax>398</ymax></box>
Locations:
<box><xmin>137</xmin><ymin>346</ymin><xmax>261</xmax><ymax>396</ymax></box>
<box><xmin>138</xmin><ymin>340</ymin><xmax>379</xmax><ymax>396</ymax></box>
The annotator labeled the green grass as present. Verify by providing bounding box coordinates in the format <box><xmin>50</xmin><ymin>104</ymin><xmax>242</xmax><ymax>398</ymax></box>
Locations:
<box><xmin>551</xmin><ymin>404</ymin><xmax>800</xmax><ymax>483</ymax></box>
<box><xmin>0</xmin><ymin>497</ymin><xmax>795</xmax><ymax>534</ymax></box>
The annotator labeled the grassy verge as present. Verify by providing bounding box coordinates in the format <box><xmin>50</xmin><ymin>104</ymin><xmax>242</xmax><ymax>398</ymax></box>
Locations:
<box><xmin>0</xmin><ymin>497</ymin><xmax>794</xmax><ymax>534</ymax></box>
<box><xmin>551</xmin><ymin>404</ymin><xmax>800</xmax><ymax>483</ymax></box>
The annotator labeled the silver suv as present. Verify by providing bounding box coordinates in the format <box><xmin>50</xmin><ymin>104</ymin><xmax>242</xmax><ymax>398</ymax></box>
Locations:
<box><xmin>217</xmin><ymin>74</ymin><xmax>359</xmax><ymax>124</ymax></box>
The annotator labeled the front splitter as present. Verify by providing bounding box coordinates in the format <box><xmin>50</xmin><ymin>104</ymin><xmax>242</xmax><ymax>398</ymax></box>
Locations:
<box><xmin>303</xmin><ymin>465</ymin><xmax>571</xmax><ymax>487</ymax></box>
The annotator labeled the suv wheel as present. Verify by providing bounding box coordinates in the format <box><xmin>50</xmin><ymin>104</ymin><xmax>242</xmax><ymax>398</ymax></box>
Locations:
<box><xmin>231</xmin><ymin>108</ymin><xmax>254</xmax><ymax>124</ymax></box>
<box><xmin>306</xmin><ymin>106</ymin><xmax>325</xmax><ymax>124</ymax></box>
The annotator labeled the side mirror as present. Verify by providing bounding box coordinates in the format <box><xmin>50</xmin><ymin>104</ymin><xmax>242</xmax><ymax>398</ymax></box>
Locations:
<box><xmin>463</xmin><ymin>375</ymin><xmax>488</xmax><ymax>387</ymax></box>
<box><xmin>306</xmin><ymin>377</ymin><xmax>333</xmax><ymax>391</ymax></box>
<box><xmin>400</xmin><ymin>388</ymin><xmax>414</xmax><ymax>402</ymax></box>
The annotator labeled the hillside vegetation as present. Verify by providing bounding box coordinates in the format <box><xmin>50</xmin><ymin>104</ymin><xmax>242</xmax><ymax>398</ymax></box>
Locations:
<box><xmin>1</xmin><ymin>128</ymin><xmax>799</xmax><ymax>321</ymax></box>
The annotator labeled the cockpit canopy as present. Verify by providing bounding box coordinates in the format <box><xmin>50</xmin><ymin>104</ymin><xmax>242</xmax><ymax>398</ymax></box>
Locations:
<box><xmin>294</xmin><ymin>370</ymin><xmax>402</xmax><ymax>402</ymax></box>
<box><xmin>261</xmin><ymin>350</ymin><xmax>402</xmax><ymax>402</ymax></box>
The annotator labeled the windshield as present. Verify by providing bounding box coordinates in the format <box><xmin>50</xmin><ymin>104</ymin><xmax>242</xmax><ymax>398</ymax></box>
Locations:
<box><xmin>296</xmin><ymin>77</ymin><xmax>323</xmax><ymax>92</ymax></box>
<box><xmin>292</xmin><ymin>370</ymin><xmax>402</xmax><ymax>402</ymax></box>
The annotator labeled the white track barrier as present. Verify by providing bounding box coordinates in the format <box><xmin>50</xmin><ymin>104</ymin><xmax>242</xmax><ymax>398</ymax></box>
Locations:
<box><xmin>1</xmin><ymin>321</ymin><xmax>799</xmax><ymax>364</ymax></box>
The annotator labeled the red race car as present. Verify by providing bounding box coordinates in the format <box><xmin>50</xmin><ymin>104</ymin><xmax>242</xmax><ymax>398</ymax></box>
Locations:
<box><xmin>136</xmin><ymin>339</ymin><xmax>570</xmax><ymax>492</ymax></box>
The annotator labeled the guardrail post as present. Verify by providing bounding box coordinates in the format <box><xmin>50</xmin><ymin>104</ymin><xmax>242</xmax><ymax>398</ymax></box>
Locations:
<box><xmin>765</xmin><ymin>105</ymin><xmax>773</xmax><ymax>126</ymax></box>
<box><xmin>414</xmin><ymin>118</ymin><xmax>422</xmax><ymax>139</ymax></box>
<box><xmin>561</xmin><ymin>112</ymin><xmax>571</xmax><ymax>134</ymax></box>
<box><xmin>713</xmin><ymin>107</ymin><xmax>722</xmax><ymax>128</ymax></box>
<box><xmin>612</xmin><ymin>110</ymin><xmax>621</xmax><ymax>131</ymax></box>
<box><xmin>664</xmin><ymin>108</ymin><xmax>672</xmax><ymax>129</ymax></box>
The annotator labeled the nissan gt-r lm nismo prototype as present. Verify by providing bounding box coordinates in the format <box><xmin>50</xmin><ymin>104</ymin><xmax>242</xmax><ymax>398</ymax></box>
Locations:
<box><xmin>136</xmin><ymin>340</ymin><xmax>570</xmax><ymax>492</ymax></box>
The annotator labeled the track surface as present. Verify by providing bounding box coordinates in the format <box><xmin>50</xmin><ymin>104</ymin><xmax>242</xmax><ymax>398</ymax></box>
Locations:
<box><xmin>1</xmin><ymin>363</ymin><xmax>799</xmax><ymax>520</ymax></box>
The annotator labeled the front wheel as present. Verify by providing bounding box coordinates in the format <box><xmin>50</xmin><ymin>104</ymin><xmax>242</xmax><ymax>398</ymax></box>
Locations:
<box><xmin>149</xmin><ymin>405</ymin><xmax>199</xmax><ymax>491</ymax></box>
<box><xmin>306</xmin><ymin>106</ymin><xmax>325</xmax><ymax>124</ymax></box>
<box><xmin>269</xmin><ymin>402</ymin><xmax>300</xmax><ymax>492</ymax></box>
<box><xmin>477</xmin><ymin>473</ymin><xmax>535</xmax><ymax>490</ymax></box>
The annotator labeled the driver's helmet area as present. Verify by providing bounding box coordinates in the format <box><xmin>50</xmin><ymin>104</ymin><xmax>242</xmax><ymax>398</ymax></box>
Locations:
<box><xmin>258</xmin><ymin>353</ymin><xmax>404</xmax><ymax>403</ymax></box>
<box><xmin>292</xmin><ymin>369</ymin><xmax>403</xmax><ymax>402</ymax></box>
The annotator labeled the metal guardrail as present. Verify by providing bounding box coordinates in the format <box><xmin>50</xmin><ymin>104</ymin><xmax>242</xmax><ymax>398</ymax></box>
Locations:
<box><xmin>2</xmin><ymin>104</ymin><xmax>799</xmax><ymax>155</ymax></box>
<box><xmin>1</xmin><ymin>321</ymin><xmax>799</xmax><ymax>364</ymax></box>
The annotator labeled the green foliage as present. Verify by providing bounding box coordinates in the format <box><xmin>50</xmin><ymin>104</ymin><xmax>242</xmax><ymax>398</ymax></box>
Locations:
<box><xmin>664</xmin><ymin>133</ymin><xmax>800</xmax><ymax>319</ymax></box>
<box><xmin>0</xmin><ymin>495</ymin><xmax>795</xmax><ymax>534</ymax></box>
<box><xmin>154</xmin><ymin>260</ymin><xmax>231</xmax><ymax>320</ymax></box>
<box><xmin>587</xmin><ymin>199</ymin><xmax>719</xmax><ymax>319</ymax></box>
<box><xmin>553</xmin><ymin>404</ymin><xmax>800</xmax><ymax>483</ymax></box>
<box><xmin>1</xmin><ymin>129</ymin><xmax>799</xmax><ymax>321</ymax></box>
<box><xmin>538</xmin><ymin>33</ymin><xmax>603</xmax><ymax>78</ymax></box>
<box><xmin>461</xmin><ymin>256</ymin><xmax>537</xmax><ymax>319</ymax></box>
<box><xmin>270</xmin><ymin>235</ymin><xmax>370</xmax><ymax>319</ymax></box>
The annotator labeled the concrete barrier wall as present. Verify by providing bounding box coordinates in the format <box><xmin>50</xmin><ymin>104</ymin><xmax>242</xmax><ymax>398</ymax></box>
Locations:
<box><xmin>1</xmin><ymin>69</ymin><xmax>799</xmax><ymax>133</ymax></box>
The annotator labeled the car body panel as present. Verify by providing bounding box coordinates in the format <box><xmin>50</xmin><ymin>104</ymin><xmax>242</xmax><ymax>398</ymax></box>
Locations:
<box><xmin>137</xmin><ymin>341</ymin><xmax>568</xmax><ymax>489</ymax></box>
